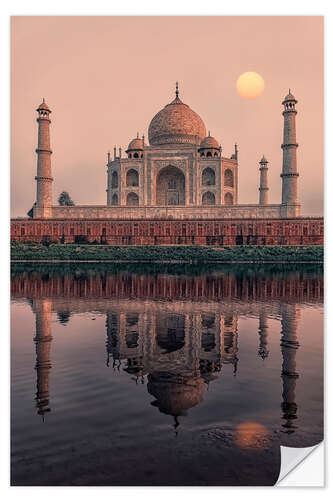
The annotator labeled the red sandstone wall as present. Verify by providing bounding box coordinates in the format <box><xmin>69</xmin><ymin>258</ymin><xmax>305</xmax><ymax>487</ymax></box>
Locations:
<box><xmin>10</xmin><ymin>217</ymin><xmax>324</xmax><ymax>246</ymax></box>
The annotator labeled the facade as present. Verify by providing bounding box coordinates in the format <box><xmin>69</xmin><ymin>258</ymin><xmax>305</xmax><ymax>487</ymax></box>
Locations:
<box><xmin>11</xmin><ymin>85</ymin><xmax>323</xmax><ymax>245</ymax></box>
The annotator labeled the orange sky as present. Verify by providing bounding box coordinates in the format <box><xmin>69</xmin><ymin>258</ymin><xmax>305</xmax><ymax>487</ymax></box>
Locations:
<box><xmin>11</xmin><ymin>16</ymin><xmax>323</xmax><ymax>216</ymax></box>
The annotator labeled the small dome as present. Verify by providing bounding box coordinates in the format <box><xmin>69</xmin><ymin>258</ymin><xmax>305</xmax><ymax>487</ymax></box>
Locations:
<box><xmin>148</xmin><ymin>86</ymin><xmax>206</xmax><ymax>146</ymax></box>
<box><xmin>282</xmin><ymin>90</ymin><xmax>297</xmax><ymax>104</ymax></box>
<box><xmin>260</xmin><ymin>155</ymin><xmax>268</xmax><ymax>163</ymax></box>
<box><xmin>199</xmin><ymin>133</ymin><xmax>219</xmax><ymax>150</ymax></box>
<box><xmin>37</xmin><ymin>99</ymin><xmax>50</xmax><ymax>111</ymax></box>
<box><xmin>127</xmin><ymin>135</ymin><xmax>146</xmax><ymax>151</ymax></box>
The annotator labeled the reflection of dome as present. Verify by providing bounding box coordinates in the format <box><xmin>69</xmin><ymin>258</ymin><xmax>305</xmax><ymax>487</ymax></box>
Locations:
<box><xmin>200</xmin><ymin>134</ymin><xmax>219</xmax><ymax>150</ymax></box>
<box><xmin>147</xmin><ymin>371</ymin><xmax>205</xmax><ymax>417</ymax></box>
<box><xmin>148</xmin><ymin>89</ymin><xmax>206</xmax><ymax>146</ymax></box>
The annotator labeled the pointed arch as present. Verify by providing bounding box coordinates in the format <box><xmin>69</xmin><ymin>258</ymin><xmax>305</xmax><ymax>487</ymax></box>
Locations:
<box><xmin>126</xmin><ymin>192</ymin><xmax>139</xmax><ymax>206</ymax></box>
<box><xmin>224</xmin><ymin>169</ymin><xmax>234</xmax><ymax>187</ymax></box>
<box><xmin>126</xmin><ymin>169</ymin><xmax>139</xmax><ymax>187</ymax></box>
<box><xmin>111</xmin><ymin>171</ymin><xmax>118</xmax><ymax>188</ymax></box>
<box><xmin>111</xmin><ymin>193</ymin><xmax>119</xmax><ymax>205</ymax></box>
<box><xmin>224</xmin><ymin>192</ymin><xmax>233</xmax><ymax>206</ymax></box>
<box><xmin>202</xmin><ymin>167</ymin><xmax>215</xmax><ymax>186</ymax></box>
<box><xmin>156</xmin><ymin>165</ymin><xmax>185</xmax><ymax>205</ymax></box>
<box><xmin>202</xmin><ymin>191</ymin><xmax>216</xmax><ymax>205</ymax></box>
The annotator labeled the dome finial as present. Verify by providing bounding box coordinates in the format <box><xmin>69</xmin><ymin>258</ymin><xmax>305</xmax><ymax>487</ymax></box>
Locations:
<box><xmin>175</xmin><ymin>81</ymin><xmax>179</xmax><ymax>98</ymax></box>
<box><xmin>137</xmin><ymin>132</ymin><xmax>139</xmax><ymax>138</ymax></box>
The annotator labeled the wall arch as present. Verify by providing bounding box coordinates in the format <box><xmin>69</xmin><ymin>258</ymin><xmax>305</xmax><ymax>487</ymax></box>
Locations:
<box><xmin>202</xmin><ymin>191</ymin><xmax>216</xmax><ymax>205</ymax></box>
<box><xmin>224</xmin><ymin>192</ymin><xmax>233</xmax><ymax>206</ymax></box>
<box><xmin>111</xmin><ymin>193</ymin><xmax>119</xmax><ymax>205</ymax></box>
<box><xmin>111</xmin><ymin>171</ymin><xmax>118</xmax><ymax>188</ymax></box>
<box><xmin>224</xmin><ymin>169</ymin><xmax>234</xmax><ymax>187</ymax></box>
<box><xmin>126</xmin><ymin>169</ymin><xmax>139</xmax><ymax>187</ymax></box>
<box><xmin>126</xmin><ymin>192</ymin><xmax>139</xmax><ymax>206</ymax></box>
<box><xmin>202</xmin><ymin>167</ymin><xmax>215</xmax><ymax>186</ymax></box>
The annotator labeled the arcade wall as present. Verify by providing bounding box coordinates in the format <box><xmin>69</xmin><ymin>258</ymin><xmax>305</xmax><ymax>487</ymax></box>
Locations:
<box><xmin>11</xmin><ymin>217</ymin><xmax>324</xmax><ymax>246</ymax></box>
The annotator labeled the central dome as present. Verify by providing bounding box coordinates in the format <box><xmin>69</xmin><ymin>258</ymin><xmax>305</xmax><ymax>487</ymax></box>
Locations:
<box><xmin>148</xmin><ymin>88</ymin><xmax>206</xmax><ymax>146</ymax></box>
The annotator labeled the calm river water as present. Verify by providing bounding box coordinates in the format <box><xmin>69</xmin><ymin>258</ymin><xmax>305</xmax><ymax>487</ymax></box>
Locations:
<box><xmin>11</xmin><ymin>263</ymin><xmax>323</xmax><ymax>486</ymax></box>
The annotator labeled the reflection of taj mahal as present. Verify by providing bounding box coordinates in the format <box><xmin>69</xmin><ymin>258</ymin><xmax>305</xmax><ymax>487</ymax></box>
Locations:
<box><xmin>30</xmin><ymin>293</ymin><xmax>302</xmax><ymax>431</ymax></box>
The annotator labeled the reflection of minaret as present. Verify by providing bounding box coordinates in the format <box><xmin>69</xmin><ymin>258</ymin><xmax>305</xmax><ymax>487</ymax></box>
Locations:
<box><xmin>280</xmin><ymin>303</ymin><xmax>300</xmax><ymax>433</ymax></box>
<box><xmin>33</xmin><ymin>299</ymin><xmax>53</xmax><ymax>420</ymax></box>
<box><xmin>258</xmin><ymin>311</ymin><xmax>269</xmax><ymax>360</ymax></box>
<box><xmin>105</xmin><ymin>312</ymin><xmax>121</xmax><ymax>368</ymax></box>
<box><xmin>222</xmin><ymin>314</ymin><xmax>238</xmax><ymax>375</ymax></box>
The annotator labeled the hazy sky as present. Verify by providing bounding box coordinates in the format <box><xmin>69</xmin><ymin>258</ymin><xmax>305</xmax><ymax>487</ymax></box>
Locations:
<box><xmin>11</xmin><ymin>16</ymin><xmax>323</xmax><ymax>217</ymax></box>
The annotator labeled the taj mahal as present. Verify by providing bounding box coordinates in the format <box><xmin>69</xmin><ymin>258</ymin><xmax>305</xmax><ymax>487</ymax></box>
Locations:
<box><xmin>33</xmin><ymin>83</ymin><xmax>299</xmax><ymax>219</ymax></box>
<box><xmin>11</xmin><ymin>83</ymin><xmax>323</xmax><ymax>245</ymax></box>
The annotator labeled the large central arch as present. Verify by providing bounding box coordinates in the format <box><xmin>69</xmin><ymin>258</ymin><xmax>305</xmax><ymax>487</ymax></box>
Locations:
<box><xmin>156</xmin><ymin>165</ymin><xmax>185</xmax><ymax>206</ymax></box>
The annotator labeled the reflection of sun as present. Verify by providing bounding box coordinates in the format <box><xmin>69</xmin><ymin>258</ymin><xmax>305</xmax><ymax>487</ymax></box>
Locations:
<box><xmin>235</xmin><ymin>421</ymin><xmax>269</xmax><ymax>448</ymax></box>
<box><xmin>237</xmin><ymin>72</ymin><xmax>265</xmax><ymax>99</ymax></box>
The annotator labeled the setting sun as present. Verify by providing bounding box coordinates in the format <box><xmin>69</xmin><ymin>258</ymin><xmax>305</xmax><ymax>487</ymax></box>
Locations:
<box><xmin>237</xmin><ymin>71</ymin><xmax>265</xmax><ymax>99</ymax></box>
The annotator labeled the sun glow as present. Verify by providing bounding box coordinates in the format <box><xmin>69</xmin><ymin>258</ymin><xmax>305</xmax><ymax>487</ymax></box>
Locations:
<box><xmin>237</xmin><ymin>72</ymin><xmax>265</xmax><ymax>99</ymax></box>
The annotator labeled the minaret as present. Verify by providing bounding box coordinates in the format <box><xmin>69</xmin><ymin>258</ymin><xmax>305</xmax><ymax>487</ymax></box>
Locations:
<box><xmin>281</xmin><ymin>90</ymin><xmax>300</xmax><ymax>217</ymax></box>
<box><xmin>258</xmin><ymin>310</ymin><xmax>269</xmax><ymax>359</ymax></box>
<box><xmin>106</xmin><ymin>152</ymin><xmax>112</xmax><ymax>205</ymax></box>
<box><xmin>33</xmin><ymin>299</ymin><xmax>53</xmax><ymax>420</ymax></box>
<box><xmin>280</xmin><ymin>302</ymin><xmax>300</xmax><ymax>433</ymax></box>
<box><xmin>258</xmin><ymin>155</ymin><xmax>269</xmax><ymax>205</ymax></box>
<box><xmin>34</xmin><ymin>99</ymin><xmax>53</xmax><ymax>218</ymax></box>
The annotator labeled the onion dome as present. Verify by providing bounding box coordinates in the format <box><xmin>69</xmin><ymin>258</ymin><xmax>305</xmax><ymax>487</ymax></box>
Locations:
<box><xmin>198</xmin><ymin>131</ymin><xmax>220</xmax><ymax>157</ymax></box>
<box><xmin>126</xmin><ymin>133</ymin><xmax>146</xmax><ymax>152</ymax></box>
<box><xmin>148</xmin><ymin>83</ymin><xmax>206</xmax><ymax>146</ymax></box>
<box><xmin>199</xmin><ymin>132</ymin><xmax>219</xmax><ymax>150</ymax></box>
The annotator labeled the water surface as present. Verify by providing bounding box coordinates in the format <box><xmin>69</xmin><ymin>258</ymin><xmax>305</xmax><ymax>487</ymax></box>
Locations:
<box><xmin>11</xmin><ymin>263</ymin><xmax>323</xmax><ymax>486</ymax></box>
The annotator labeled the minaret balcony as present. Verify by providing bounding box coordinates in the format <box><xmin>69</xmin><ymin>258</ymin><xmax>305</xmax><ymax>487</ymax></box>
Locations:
<box><xmin>281</xmin><ymin>143</ymin><xmax>298</xmax><ymax>149</ymax></box>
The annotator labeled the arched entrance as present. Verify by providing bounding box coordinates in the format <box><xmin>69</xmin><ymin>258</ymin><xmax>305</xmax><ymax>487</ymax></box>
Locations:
<box><xmin>202</xmin><ymin>167</ymin><xmax>215</xmax><ymax>186</ymax></box>
<box><xmin>111</xmin><ymin>193</ymin><xmax>119</xmax><ymax>205</ymax></box>
<box><xmin>126</xmin><ymin>192</ymin><xmax>139</xmax><ymax>206</ymax></box>
<box><xmin>126</xmin><ymin>169</ymin><xmax>139</xmax><ymax>187</ymax></box>
<box><xmin>156</xmin><ymin>165</ymin><xmax>185</xmax><ymax>205</ymax></box>
<box><xmin>224</xmin><ymin>169</ymin><xmax>234</xmax><ymax>187</ymax></box>
<box><xmin>111</xmin><ymin>171</ymin><xmax>118</xmax><ymax>188</ymax></box>
<box><xmin>202</xmin><ymin>191</ymin><xmax>216</xmax><ymax>205</ymax></box>
<box><xmin>224</xmin><ymin>192</ymin><xmax>233</xmax><ymax>206</ymax></box>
